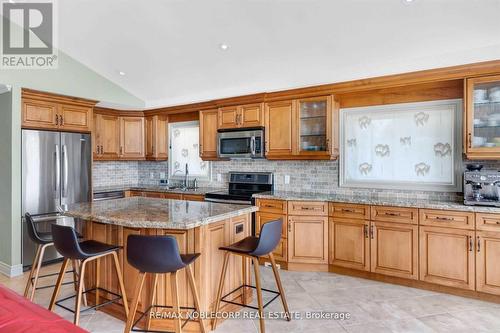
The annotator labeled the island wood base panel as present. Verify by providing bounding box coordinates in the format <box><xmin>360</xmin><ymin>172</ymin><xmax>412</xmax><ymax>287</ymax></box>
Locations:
<box><xmin>82</xmin><ymin>214</ymin><xmax>252</xmax><ymax>332</ymax></box>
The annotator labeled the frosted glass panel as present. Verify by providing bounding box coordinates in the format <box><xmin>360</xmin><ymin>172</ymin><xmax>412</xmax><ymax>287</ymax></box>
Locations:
<box><xmin>340</xmin><ymin>99</ymin><xmax>462</xmax><ymax>192</ymax></box>
<box><xmin>169</xmin><ymin>121</ymin><xmax>210</xmax><ymax>178</ymax></box>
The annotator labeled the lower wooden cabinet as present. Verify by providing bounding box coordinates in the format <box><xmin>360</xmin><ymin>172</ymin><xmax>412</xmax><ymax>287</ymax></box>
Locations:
<box><xmin>371</xmin><ymin>221</ymin><xmax>418</xmax><ymax>279</ymax></box>
<box><xmin>329</xmin><ymin>218</ymin><xmax>370</xmax><ymax>271</ymax></box>
<box><xmin>288</xmin><ymin>215</ymin><xmax>328</xmax><ymax>264</ymax></box>
<box><xmin>476</xmin><ymin>231</ymin><xmax>500</xmax><ymax>295</ymax></box>
<box><xmin>255</xmin><ymin>212</ymin><xmax>287</xmax><ymax>261</ymax></box>
<box><xmin>126</xmin><ymin>190</ymin><xmax>202</xmax><ymax>201</ymax></box>
<box><xmin>419</xmin><ymin>226</ymin><xmax>475</xmax><ymax>290</ymax></box>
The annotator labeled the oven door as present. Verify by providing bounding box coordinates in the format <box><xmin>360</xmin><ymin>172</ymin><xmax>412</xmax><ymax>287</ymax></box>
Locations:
<box><xmin>217</xmin><ymin>129</ymin><xmax>264</xmax><ymax>159</ymax></box>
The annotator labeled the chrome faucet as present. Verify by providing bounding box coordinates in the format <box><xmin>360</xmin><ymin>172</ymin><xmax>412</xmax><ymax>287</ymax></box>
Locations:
<box><xmin>184</xmin><ymin>163</ymin><xmax>189</xmax><ymax>189</ymax></box>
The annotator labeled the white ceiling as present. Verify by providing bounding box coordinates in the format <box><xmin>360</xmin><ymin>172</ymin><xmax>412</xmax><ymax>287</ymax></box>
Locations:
<box><xmin>59</xmin><ymin>0</ymin><xmax>500</xmax><ymax>108</ymax></box>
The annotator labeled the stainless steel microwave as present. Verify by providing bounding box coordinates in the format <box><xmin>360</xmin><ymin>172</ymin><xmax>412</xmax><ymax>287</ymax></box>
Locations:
<box><xmin>217</xmin><ymin>128</ymin><xmax>264</xmax><ymax>159</ymax></box>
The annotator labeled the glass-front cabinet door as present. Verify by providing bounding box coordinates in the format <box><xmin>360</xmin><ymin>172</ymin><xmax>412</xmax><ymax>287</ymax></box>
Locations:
<box><xmin>466</xmin><ymin>75</ymin><xmax>500</xmax><ymax>159</ymax></box>
<box><xmin>296</xmin><ymin>96</ymin><xmax>333</xmax><ymax>156</ymax></box>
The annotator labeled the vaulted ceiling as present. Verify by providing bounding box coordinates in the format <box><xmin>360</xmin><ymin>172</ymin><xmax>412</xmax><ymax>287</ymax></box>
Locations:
<box><xmin>59</xmin><ymin>0</ymin><xmax>500</xmax><ymax>108</ymax></box>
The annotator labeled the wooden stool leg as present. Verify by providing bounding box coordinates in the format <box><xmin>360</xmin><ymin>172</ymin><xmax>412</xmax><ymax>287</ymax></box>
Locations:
<box><xmin>145</xmin><ymin>273</ymin><xmax>158</xmax><ymax>331</ymax></box>
<box><xmin>29</xmin><ymin>243</ymin><xmax>50</xmax><ymax>301</ymax></box>
<box><xmin>24</xmin><ymin>244</ymin><xmax>41</xmax><ymax>298</ymax></box>
<box><xmin>186</xmin><ymin>264</ymin><xmax>206</xmax><ymax>333</ymax></box>
<box><xmin>74</xmin><ymin>259</ymin><xmax>88</xmax><ymax>326</ymax></box>
<box><xmin>253</xmin><ymin>257</ymin><xmax>265</xmax><ymax>333</ymax></box>
<box><xmin>123</xmin><ymin>272</ymin><xmax>146</xmax><ymax>333</ymax></box>
<box><xmin>71</xmin><ymin>259</ymin><xmax>79</xmax><ymax>291</ymax></box>
<box><xmin>95</xmin><ymin>257</ymin><xmax>101</xmax><ymax>306</ymax></box>
<box><xmin>171</xmin><ymin>271</ymin><xmax>182</xmax><ymax>333</ymax></box>
<box><xmin>49</xmin><ymin>258</ymin><xmax>70</xmax><ymax>311</ymax></box>
<box><xmin>211</xmin><ymin>251</ymin><xmax>230</xmax><ymax>330</ymax></box>
<box><xmin>112</xmin><ymin>252</ymin><xmax>129</xmax><ymax>317</ymax></box>
<box><xmin>269</xmin><ymin>253</ymin><xmax>290</xmax><ymax>321</ymax></box>
<box><xmin>77</xmin><ymin>260</ymin><xmax>88</xmax><ymax>307</ymax></box>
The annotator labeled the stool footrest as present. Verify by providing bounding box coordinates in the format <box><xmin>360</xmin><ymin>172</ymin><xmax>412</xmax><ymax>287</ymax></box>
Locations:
<box><xmin>31</xmin><ymin>269</ymin><xmax>76</xmax><ymax>291</ymax></box>
<box><xmin>221</xmin><ymin>284</ymin><xmax>280</xmax><ymax>310</ymax></box>
<box><xmin>54</xmin><ymin>287</ymin><xmax>123</xmax><ymax>314</ymax></box>
<box><xmin>131</xmin><ymin>304</ymin><xmax>198</xmax><ymax>333</ymax></box>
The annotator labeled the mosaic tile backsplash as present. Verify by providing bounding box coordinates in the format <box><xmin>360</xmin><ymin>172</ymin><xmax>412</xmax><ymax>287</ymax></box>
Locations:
<box><xmin>93</xmin><ymin>159</ymin><xmax>500</xmax><ymax>201</ymax></box>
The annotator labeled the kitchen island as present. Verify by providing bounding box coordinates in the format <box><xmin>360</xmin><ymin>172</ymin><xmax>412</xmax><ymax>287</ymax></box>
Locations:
<box><xmin>64</xmin><ymin>197</ymin><xmax>258</xmax><ymax>332</ymax></box>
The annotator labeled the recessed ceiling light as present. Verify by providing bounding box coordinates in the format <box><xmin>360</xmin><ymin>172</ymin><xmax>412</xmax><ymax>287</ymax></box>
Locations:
<box><xmin>119</xmin><ymin>71</ymin><xmax>126</xmax><ymax>76</ymax></box>
<box><xmin>219</xmin><ymin>43</ymin><xmax>229</xmax><ymax>51</ymax></box>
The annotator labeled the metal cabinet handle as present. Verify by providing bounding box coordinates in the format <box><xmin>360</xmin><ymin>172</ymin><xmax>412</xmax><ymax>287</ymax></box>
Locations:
<box><xmin>469</xmin><ymin>236</ymin><xmax>473</xmax><ymax>252</ymax></box>
<box><xmin>342</xmin><ymin>208</ymin><xmax>355</xmax><ymax>213</ymax></box>
<box><xmin>55</xmin><ymin>114</ymin><xmax>59</xmax><ymax>125</ymax></box>
<box><xmin>60</xmin><ymin>115</ymin><xmax>63</xmax><ymax>126</ymax></box>
<box><xmin>435</xmin><ymin>216</ymin><xmax>453</xmax><ymax>221</ymax></box>
<box><xmin>385</xmin><ymin>212</ymin><xmax>401</xmax><ymax>217</ymax></box>
<box><xmin>468</xmin><ymin>133</ymin><xmax>472</xmax><ymax>149</ymax></box>
<box><xmin>370</xmin><ymin>225</ymin><xmax>374</xmax><ymax>239</ymax></box>
<box><xmin>477</xmin><ymin>236</ymin><xmax>481</xmax><ymax>252</ymax></box>
<box><xmin>363</xmin><ymin>225</ymin><xmax>368</xmax><ymax>238</ymax></box>
<box><xmin>288</xmin><ymin>223</ymin><xmax>291</xmax><ymax>232</ymax></box>
<box><xmin>120</xmin><ymin>146</ymin><xmax>123</xmax><ymax>155</ymax></box>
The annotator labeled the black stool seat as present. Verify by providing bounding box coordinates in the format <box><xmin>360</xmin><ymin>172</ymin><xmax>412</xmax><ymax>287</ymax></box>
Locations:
<box><xmin>77</xmin><ymin>240</ymin><xmax>120</xmax><ymax>259</ymax></box>
<box><xmin>181</xmin><ymin>253</ymin><xmax>200</xmax><ymax>266</ymax></box>
<box><xmin>220</xmin><ymin>237</ymin><xmax>259</xmax><ymax>255</ymax></box>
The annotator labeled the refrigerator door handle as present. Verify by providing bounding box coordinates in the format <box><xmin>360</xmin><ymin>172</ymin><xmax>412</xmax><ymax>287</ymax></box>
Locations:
<box><xmin>55</xmin><ymin>144</ymin><xmax>60</xmax><ymax>192</ymax></box>
<box><xmin>62</xmin><ymin>144</ymin><xmax>68</xmax><ymax>197</ymax></box>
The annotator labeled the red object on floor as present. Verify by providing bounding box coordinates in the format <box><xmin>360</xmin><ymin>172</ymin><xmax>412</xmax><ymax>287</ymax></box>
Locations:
<box><xmin>0</xmin><ymin>283</ymin><xmax>88</xmax><ymax>333</ymax></box>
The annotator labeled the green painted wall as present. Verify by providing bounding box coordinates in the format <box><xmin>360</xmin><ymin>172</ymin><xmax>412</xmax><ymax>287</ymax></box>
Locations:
<box><xmin>0</xmin><ymin>50</ymin><xmax>145</xmax><ymax>273</ymax></box>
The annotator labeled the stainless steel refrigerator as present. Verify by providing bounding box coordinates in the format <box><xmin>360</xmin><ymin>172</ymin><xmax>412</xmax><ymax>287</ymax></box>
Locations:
<box><xmin>21</xmin><ymin>129</ymin><xmax>91</xmax><ymax>269</ymax></box>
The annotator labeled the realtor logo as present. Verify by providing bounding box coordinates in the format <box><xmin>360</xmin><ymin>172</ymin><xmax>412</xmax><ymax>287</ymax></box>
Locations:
<box><xmin>1</xmin><ymin>0</ymin><xmax>58</xmax><ymax>69</ymax></box>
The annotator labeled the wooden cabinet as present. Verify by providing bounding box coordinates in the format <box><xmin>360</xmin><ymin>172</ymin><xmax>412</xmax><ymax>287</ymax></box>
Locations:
<box><xmin>22</xmin><ymin>90</ymin><xmax>95</xmax><ymax>132</ymax></box>
<box><xmin>371</xmin><ymin>206</ymin><xmax>418</xmax><ymax>224</ymax></box>
<box><xmin>476</xmin><ymin>212</ymin><xmax>500</xmax><ymax>232</ymax></box>
<box><xmin>420</xmin><ymin>209</ymin><xmax>475</xmax><ymax>230</ymax></box>
<box><xmin>120</xmin><ymin>117</ymin><xmax>145</xmax><ymax>159</ymax></box>
<box><xmin>199</xmin><ymin>109</ymin><xmax>218</xmax><ymax>160</ymax></box>
<box><xmin>371</xmin><ymin>221</ymin><xmax>418</xmax><ymax>279</ymax></box>
<box><xmin>218</xmin><ymin>103</ymin><xmax>264</xmax><ymax>129</ymax></box>
<box><xmin>476</xmin><ymin>231</ymin><xmax>500</xmax><ymax>295</ymax></box>
<box><xmin>288</xmin><ymin>215</ymin><xmax>328</xmax><ymax>264</ymax></box>
<box><xmin>255</xmin><ymin>199</ymin><xmax>287</xmax><ymax>214</ymax></box>
<box><xmin>182</xmin><ymin>194</ymin><xmax>205</xmax><ymax>201</ymax></box>
<box><xmin>465</xmin><ymin>74</ymin><xmax>500</xmax><ymax>159</ymax></box>
<box><xmin>329</xmin><ymin>217</ymin><xmax>370</xmax><ymax>271</ymax></box>
<box><xmin>329</xmin><ymin>203</ymin><xmax>370</xmax><ymax>220</ymax></box>
<box><xmin>256</xmin><ymin>199</ymin><xmax>287</xmax><ymax>262</ymax></box>
<box><xmin>145</xmin><ymin>115</ymin><xmax>168</xmax><ymax>160</ymax></box>
<box><xmin>94</xmin><ymin>113</ymin><xmax>120</xmax><ymax>160</ymax></box>
<box><xmin>264</xmin><ymin>100</ymin><xmax>296</xmax><ymax>158</ymax></box>
<box><xmin>288</xmin><ymin>201</ymin><xmax>328</xmax><ymax>216</ymax></box>
<box><xmin>419</xmin><ymin>226</ymin><xmax>475</xmax><ymax>290</ymax></box>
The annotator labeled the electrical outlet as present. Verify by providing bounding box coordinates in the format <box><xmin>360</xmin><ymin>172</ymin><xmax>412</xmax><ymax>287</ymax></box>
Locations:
<box><xmin>217</xmin><ymin>173</ymin><xmax>222</xmax><ymax>182</ymax></box>
<box><xmin>284</xmin><ymin>175</ymin><xmax>290</xmax><ymax>184</ymax></box>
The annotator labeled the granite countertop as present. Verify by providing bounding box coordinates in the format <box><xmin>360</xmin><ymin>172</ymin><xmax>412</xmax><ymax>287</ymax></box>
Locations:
<box><xmin>64</xmin><ymin>197</ymin><xmax>258</xmax><ymax>229</ymax></box>
<box><xmin>92</xmin><ymin>185</ymin><xmax>222</xmax><ymax>196</ymax></box>
<box><xmin>253</xmin><ymin>191</ymin><xmax>500</xmax><ymax>214</ymax></box>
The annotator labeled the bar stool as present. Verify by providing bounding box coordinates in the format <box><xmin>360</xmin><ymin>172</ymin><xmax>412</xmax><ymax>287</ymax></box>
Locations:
<box><xmin>48</xmin><ymin>224</ymin><xmax>129</xmax><ymax>325</ymax></box>
<box><xmin>212</xmin><ymin>219</ymin><xmax>290</xmax><ymax>333</ymax></box>
<box><xmin>23</xmin><ymin>213</ymin><xmax>85</xmax><ymax>303</ymax></box>
<box><xmin>124</xmin><ymin>235</ymin><xmax>206</xmax><ymax>333</ymax></box>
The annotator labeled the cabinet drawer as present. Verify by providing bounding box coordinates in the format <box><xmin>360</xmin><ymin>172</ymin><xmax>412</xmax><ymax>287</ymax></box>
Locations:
<box><xmin>256</xmin><ymin>212</ymin><xmax>287</xmax><ymax>238</ymax></box>
<box><xmin>256</xmin><ymin>199</ymin><xmax>287</xmax><ymax>214</ymax></box>
<box><xmin>476</xmin><ymin>213</ymin><xmax>500</xmax><ymax>232</ymax></box>
<box><xmin>371</xmin><ymin>206</ymin><xmax>418</xmax><ymax>224</ymax></box>
<box><xmin>288</xmin><ymin>201</ymin><xmax>328</xmax><ymax>216</ymax></box>
<box><xmin>420</xmin><ymin>209</ymin><xmax>475</xmax><ymax>230</ymax></box>
<box><xmin>329</xmin><ymin>203</ymin><xmax>370</xmax><ymax>220</ymax></box>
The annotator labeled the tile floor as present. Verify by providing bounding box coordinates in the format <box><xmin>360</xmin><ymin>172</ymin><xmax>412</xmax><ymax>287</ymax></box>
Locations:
<box><xmin>1</xmin><ymin>263</ymin><xmax>500</xmax><ymax>332</ymax></box>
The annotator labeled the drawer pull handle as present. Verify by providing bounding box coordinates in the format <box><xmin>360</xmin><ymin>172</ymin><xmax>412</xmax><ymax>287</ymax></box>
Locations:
<box><xmin>263</xmin><ymin>204</ymin><xmax>275</xmax><ymax>208</ymax></box>
<box><xmin>435</xmin><ymin>216</ymin><xmax>453</xmax><ymax>221</ymax></box>
<box><xmin>385</xmin><ymin>212</ymin><xmax>400</xmax><ymax>217</ymax></box>
<box><xmin>477</xmin><ymin>236</ymin><xmax>481</xmax><ymax>253</ymax></box>
<box><xmin>363</xmin><ymin>225</ymin><xmax>368</xmax><ymax>238</ymax></box>
<box><xmin>469</xmin><ymin>236</ymin><xmax>473</xmax><ymax>252</ymax></box>
<box><xmin>342</xmin><ymin>208</ymin><xmax>355</xmax><ymax>213</ymax></box>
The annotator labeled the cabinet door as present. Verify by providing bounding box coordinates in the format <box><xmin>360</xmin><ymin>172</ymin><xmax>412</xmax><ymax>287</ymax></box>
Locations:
<box><xmin>59</xmin><ymin>104</ymin><xmax>92</xmax><ymax>132</ymax></box>
<box><xmin>120</xmin><ymin>117</ymin><xmax>145</xmax><ymax>159</ymax></box>
<box><xmin>97</xmin><ymin>114</ymin><xmax>120</xmax><ymax>160</ymax></box>
<box><xmin>218</xmin><ymin>106</ymin><xmax>239</xmax><ymax>129</ymax></box>
<box><xmin>371</xmin><ymin>221</ymin><xmax>418</xmax><ymax>279</ymax></box>
<box><xmin>265</xmin><ymin>100</ymin><xmax>296</xmax><ymax>158</ymax></box>
<box><xmin>199</xmin><ymin>109</ymin><xmax>218</xmax><ymax>159</ymax></box>
<box><xmin>92</xmin><ymin>112</ymin><xmax>100</xmax><ymax>159</ymax></box>
<box><xmin>465</xmin><ymin>74</ymin><xmax>500</xmax><ymax>159</ymax></box>
<box><xmin>288</xmin><ymin>215</ymin><xmax>328</xmax><ymax>264</ymax></box>
<box><xmin>329</xmin><ymin>218</ymin><xmax>370</xmax><ymax>271</ymax></box>
<box><xmin>296</xmin><ymin>96</ymin><xmax>332</xmax><ymax>157</ymax></box>
<box><xmin>145</xmin><ymin>116</ymin><xmax>155</xmax><ymax>158</ymax></box>
<box><xmin>239</xmin><ymin>103</ymin><xmax>264</xmax><ymax>127</ymax></box>
<box><xmin>419</xmin><ymin>226</ymin><xmax>475</xmax><ymax>290</ymax></box>
<box><xmin>145</xmin><ymin>115</ymin><xmax>168</xmax><ymax>160</ymax></box>
<box><xmin>476</xmin><ymin>231</ymin><xmax>500</xmax><ymax>295</ymax></box>
<box><xmin>256</xmin><ymin>212</ymin><xmax>287</xmax><ymax>261</ymax></box>
<box><xmin>22</xmin><ymin>98</ymin><xmax>59</xmax><ymax>130</ymax></box>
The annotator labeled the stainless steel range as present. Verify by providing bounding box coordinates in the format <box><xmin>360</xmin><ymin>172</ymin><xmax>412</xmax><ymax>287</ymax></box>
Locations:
<box><xmin>205</xmin><ymin>172</ymin><xmax>273</xmax><ymax>205</ymax></box>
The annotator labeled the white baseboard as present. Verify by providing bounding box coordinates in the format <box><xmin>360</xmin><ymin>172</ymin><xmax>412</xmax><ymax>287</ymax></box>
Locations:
<box><xmin>0</xmin><ymin>261</ymin><xmax>23</xmax><ymax>277</ymax></box>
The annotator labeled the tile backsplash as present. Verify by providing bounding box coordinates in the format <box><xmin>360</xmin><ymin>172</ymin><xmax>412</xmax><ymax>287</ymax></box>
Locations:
<box><xmin>93</xmin><ymin>159</ymin><xmax>500</xmax><ymax>201</ymax></box>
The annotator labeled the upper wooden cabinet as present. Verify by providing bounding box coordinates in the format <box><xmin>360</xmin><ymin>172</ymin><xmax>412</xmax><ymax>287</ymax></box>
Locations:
<box><xmin>145</xmin><ymin>115</ymin><xmax>168</xmax><ymax>160</ymax></box>
<box><xmin>93</xmin><ymin>110</ymin><xmax>145</xmax><ymax>161</ymax></box>
<box><xmin>199</xmin><ymin>109</ymin><xmax>218</xmax><ymax>160</ymax></box>
<box><xmin>22</xmin><ymin>89</ymin><xmax>95</xmax><ymax>132</ymax></box>
<box><xmin>264</xmin><ymin>95</ymin><xmax>338</xmax><ymax>160</ymax></box>
<box><xmin>120</xmin><ymin>117</ymin><xmax>145</xmax><ymax>159</ymax></box>
<box><xmin>465</xmin><ymin>74</ymin><xmax>500</xmax><ymax>159</ymax></box>
<box><xmin>218</xmin><ymin>103</ymin><xmax>264</xmax><ymax>129</ymax></box>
